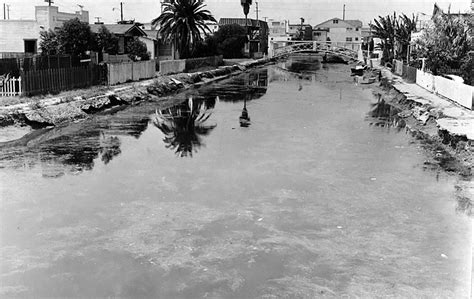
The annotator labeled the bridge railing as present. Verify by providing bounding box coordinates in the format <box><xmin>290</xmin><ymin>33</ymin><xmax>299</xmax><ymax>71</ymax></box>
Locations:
<box><xmin>271</xmin><ymin>41</ymin><xmax>360</xmax><ymax>59</ymax></box>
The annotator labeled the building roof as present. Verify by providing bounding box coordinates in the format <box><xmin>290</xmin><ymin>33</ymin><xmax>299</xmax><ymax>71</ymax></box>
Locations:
<box><xmin>143</xmin><ymin>29</ymin><xmax>159</xmax><ymax>40</ymax></box>
<box><xmin>345</xmin><ymin>20</ymin><xmax>363</xmax><ymax>28</ymax></box>
<box><xmin>89</xmin><ymin>23</ymin><xmax>147</xmax><ymax>36</ymax></box>
<box><xmin>314</xmin><ymin>18</ymin><xmax>363</xmax><ymax>28</ymax></box>
<box><xmin>219</xmin><ymin>18</ymin><xmax>268</xmax><ymax>29</ymax></box>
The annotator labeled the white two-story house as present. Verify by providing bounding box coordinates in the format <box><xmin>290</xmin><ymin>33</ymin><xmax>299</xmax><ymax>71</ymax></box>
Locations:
<box><xmin>313</xmin><ymin>18</ymin><xmax>363</xmax><ymax>50</ymax></box>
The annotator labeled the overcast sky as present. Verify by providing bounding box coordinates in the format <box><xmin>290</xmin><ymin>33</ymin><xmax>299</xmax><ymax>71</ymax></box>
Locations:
<box><xmin>5</xmin><ymin>0</ymin><xmax>472</xmax><ymax>26</ymax></box>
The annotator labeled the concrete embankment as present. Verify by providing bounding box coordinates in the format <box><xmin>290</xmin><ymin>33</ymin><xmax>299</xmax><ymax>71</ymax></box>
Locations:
<box><xmin>367</xmin><ymin>68</ymin><xmax>473</xmax><ymax>178</ymax></box>
<box><xmin>0</xmin><ymin>58</ymin><xmax>275</xmax><ymax>131</ymax></box>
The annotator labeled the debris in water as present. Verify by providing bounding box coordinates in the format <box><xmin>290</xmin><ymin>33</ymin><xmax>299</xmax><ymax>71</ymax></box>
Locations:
<box><xmin>370</xmin><ymin>177</ymin><xmax>377</xmax><ymax>181</ymax></box>
<box><xmin>441</xmin><ymin>254</ymin><xmax>448</xmax><ymax>259</ymax></box>
<box><xmin>257</xmin><ymin>218</ymin><xmax>263</xmax><ymax>222</ymax></box>
<box><xmin>337</xmin><ymin>226</ymin><xmax>343</xmax><ymax>229</ymax></box>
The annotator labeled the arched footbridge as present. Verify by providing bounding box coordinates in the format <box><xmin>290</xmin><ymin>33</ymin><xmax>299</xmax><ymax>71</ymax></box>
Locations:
<box><xmin>269</xmin><ymin>41</ymin><xmax>363</xmax><ymax>62</ymax></box>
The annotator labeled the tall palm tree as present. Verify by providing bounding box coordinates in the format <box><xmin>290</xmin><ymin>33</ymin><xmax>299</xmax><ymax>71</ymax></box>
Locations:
<box><xmin>152</xmin><ymin>0</ymin><xmax>216</xmax><ymax>59</ymax></box>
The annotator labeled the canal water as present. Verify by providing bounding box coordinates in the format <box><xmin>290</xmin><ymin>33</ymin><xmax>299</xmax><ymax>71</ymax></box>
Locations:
<box><xmin>0</xmin><ymin>58</ymin><xmax>471</xmax><ymax>298</ymax></box>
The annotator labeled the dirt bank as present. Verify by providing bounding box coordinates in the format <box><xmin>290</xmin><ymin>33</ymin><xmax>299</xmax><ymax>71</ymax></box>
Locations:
<box><xmin>0</xmin><ymin>58</ymin><xmax>275</xmax><ymax>132</ymax></box>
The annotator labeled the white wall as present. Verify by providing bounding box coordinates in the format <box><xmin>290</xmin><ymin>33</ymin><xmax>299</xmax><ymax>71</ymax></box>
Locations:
<box><xmin>139</xmin><ymin>37</ymin><xmax>156</xmax><ymax>59</ymax></box>
<box><xmin>0</xmin><ymin>20</ymin><xmax>41</xmax><ymax>53</ymax></box>
<box><xmin>416</xmin><ymin>69</ymin><xmax>474</xmax><ymax>110</ymax></box>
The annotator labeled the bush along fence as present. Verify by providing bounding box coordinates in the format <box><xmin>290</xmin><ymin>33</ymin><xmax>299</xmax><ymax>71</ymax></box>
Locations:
<box><xmin>392</xmin><ymin>59</ymin><xmax>474</xmax><ymax>110</ymax></box>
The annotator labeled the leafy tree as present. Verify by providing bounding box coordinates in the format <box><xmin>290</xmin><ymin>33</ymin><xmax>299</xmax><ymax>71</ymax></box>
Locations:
<box><xmin>213</xmin><ymin>24</ymin><xmax>248</xmax><ymax>58</ymax></box>
<box><xmin>412</xmin><ymin>12</ymin><xmax>472</xmax><ymax>81</ymax></box>
<box><xmin>152</xmin><ymin>0</ymin><xmax>216</xmax><ymax>59</ymax></box>
<box><xmin>56</xmin><ymin>18</ymin><xmax>95</xmax><ymax>58</ymax></box>
<box><xmin>95</xmin><ymin>25</ymin><xmax>119</xmax><ymax>55</ymax></box>
<box><xmin>192</xmin><ymin>35</ymin><xmax>219</xmax><ymax>58</ymax></box>
<box><xmin>125</xmin><ymin>37</ymin><xmax>150</xmax><ymax>61</ymax></box>
<box><xmin>39</xmin><ymin>30</ymin><xmax>60</xmax><ymax>56</ymax></box>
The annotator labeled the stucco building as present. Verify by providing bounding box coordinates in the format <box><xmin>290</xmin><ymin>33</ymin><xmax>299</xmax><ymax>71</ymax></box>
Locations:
<box><xmin>0</xmin><ymin>5</ymin><xmax>89</xmax><ymax>56</ymax></box>
<box><xmin>313</xmin><ymin>18</ymin><xmax>363</xmax><ymax>49</ymax></box>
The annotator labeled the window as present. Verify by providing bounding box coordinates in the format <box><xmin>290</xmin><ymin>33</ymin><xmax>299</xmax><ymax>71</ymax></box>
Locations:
<box><xmin>355</xmin><ymin>28</ymin><xmax>359</xmax><ymax>31</ymax></box>
<box><xmin>355</xmin><ymin>37</ymin><xmax>359</xmax><ymax>41</ymax></box>
<box><xmin>346</xmin><ymin>37</ymin><xmax>352</xmax><ymax>42</ymax></box>
<box><xmin>332</xmin><ymin>20</ymin><xmax>338</xmax><ymax>24</ymax></box>
<box><xmin>314</xmin><ymin>32</ymin><xmax>321</xmax><ymax>36</ymax></box>
<box><xmin>24</xmin><ymin>39</ymin><xmax>37</xmax><ymax>54</ymax></box>
<box><xmin>347</xmin><ymin>27</ymin><xmax>353</xmax><ymax>31</ymax></box>
<box><xmin>272</xmin><ymin>21</ymin><xmax>280</xmax><ymax>26</ymax></box>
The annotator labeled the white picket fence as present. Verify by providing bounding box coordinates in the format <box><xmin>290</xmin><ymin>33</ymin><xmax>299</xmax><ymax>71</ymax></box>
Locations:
<box><xmin>0</xmin><ymin>77</ymin><xmax>22</xmax><ymax>97</ymax></box>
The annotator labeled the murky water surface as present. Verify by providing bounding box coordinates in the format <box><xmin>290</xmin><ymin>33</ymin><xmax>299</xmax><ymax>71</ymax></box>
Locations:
<box><xmin>0</xmin><ymin>59</ymin><xmax>471</xmax><ymax>298</ymax></box>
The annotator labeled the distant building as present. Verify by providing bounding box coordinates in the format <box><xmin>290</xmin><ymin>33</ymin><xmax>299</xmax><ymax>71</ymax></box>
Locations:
<box><xmin>267</xmin><ymin>19</ymin><xmax>287</xmax><ymax>37</ymax></box>
<box><xmin>312</xmin><ymin>27</ymin><xmax>329</xmax><ymax>42</ymax></box>
<box><xmin>0</xmin><ymin>5</ymin><xmax>89</xmax><ymax>55</ymax></box>
<box><xmin>287</xmin><ymin>23</ymin><xmax>312</xmax><ymax>40</ymax></box>
<box><xmin>313</xmin><ymin>18</ymin><xmax>363</xmax><ymax>49</ymax></box>
<box><xmin>204</xmin><ymin>21</ymin><xmax>219</xmax><ymax>36</ymax></box>
<box><xmin>90</xmin><ymin>23</ymin><xmax>147</xmax><ymax>55</ymax></box>
<box><xmin>219</xmin><ymin>18</ymin><xmax>269</xmax><ymax>56</ymax></box>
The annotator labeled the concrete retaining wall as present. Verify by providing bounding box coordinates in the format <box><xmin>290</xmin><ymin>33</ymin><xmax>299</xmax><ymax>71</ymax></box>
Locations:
<box><xmin>160</xmin><ymin>59</ymin><xmax>186</xmax><ymax>75</ymax></box>
<box><xmin>185</xmin><ymin>55</ymin><xmax>223</xmax><ymax>72</ymax></box>
<box><xmin>416</xmin><ymin>69</ymin><xmax>473</xmax><ymax>110</ymax></box>
<box><xmin>160</xmin><ymin>56</ymin><xmax>223</xmax><ymax>75</ymax></box>
<box><xmin>108</xmin><ymin>60</ymin><xmax>156</xmax><ymax>85</ymax></box>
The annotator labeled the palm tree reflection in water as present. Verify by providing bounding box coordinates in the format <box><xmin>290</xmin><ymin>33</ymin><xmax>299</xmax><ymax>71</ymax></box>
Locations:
<box><xmin>153</xmin><ymin>97</ymin><xmax>217</xmax><ymax>157</ymax></box>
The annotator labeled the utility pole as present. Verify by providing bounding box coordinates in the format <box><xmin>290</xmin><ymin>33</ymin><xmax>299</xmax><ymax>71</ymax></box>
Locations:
<box><xmin>120</xmin><ymin>2</ymin><xmax>123</xmax><ymax>22</ymax></box>
<box><xmin>95</xmin><ymin>16</ymin><xmax>102</xmax><ymax>23</ymax></box>
<box><xmin>343</xmin><ymin>4</ymin><xmax>345</xmax><ymax>20</ymax></box>
<box><xmin>255</xmin><ymin>1</ymin><xmax>260</xmax><ymax>21</ymax></box>
<box><xmin>3</xmin><ymin>3</ymin><xmax>5</xmax><ymax>20</ymax></box>
<box><xmin>45</xmin><ymin>0</ymin><xmax>54</xmax><ymax>6</ymax></box>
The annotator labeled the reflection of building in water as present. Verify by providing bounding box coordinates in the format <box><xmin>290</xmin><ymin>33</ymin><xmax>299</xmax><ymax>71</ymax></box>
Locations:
<box><xmin>153</xmin><ymin>97</ymin><xmax>217</xmax><ymax>158</ymax></box>
<box><xmin>197</xmin><ymin>69</ymin><xmax>268</xmax><ymax>103</ymax></box>
<box><xmin>269</xmin><ymin>66</ymin><xmax>317</xmax><ymax>82</ymax></box>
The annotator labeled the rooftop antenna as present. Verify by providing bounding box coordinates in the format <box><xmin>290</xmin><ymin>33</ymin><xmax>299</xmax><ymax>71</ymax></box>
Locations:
<box><xmin>77</xmin><ymin>4</ymin><xmax>84</xmax><ymax>12</ymax></box>
<box><xmin>45</xmin><ymin>0</ymin><xmax>54</xmax><ymax>6</ymax></box>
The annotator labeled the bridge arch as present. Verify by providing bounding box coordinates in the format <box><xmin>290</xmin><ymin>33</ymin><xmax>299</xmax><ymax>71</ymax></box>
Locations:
<box><xmin>269</xmin><ymin>41</ymin><xmax>363</xmax><ymax>62</ymax></box>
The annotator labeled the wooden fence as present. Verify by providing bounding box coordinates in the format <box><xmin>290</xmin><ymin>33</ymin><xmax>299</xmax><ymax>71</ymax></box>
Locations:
<box><xmin>0</xmin><ymin>77</ymin><xmax>22</xmax><ymax>97</ymax></box>
<box><xmin>22</xmin><ymin>65</ymin><xmax>105</xmax><ymax>96</ymax></box>
<box><xmin>107</xmin><ymin>60</ymin><xmax>156</xmax><ymax>85</ymax></box>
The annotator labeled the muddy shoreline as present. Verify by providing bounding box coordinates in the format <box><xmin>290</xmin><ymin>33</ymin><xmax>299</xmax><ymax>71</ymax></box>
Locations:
<box><xmin>0</xmin><ymin>58</ymin><xmax>276</xmax><ymax>130</ymax></box>
<box><xmin>365</xmin><ymin>76</ymin><xmax>472</xmax><ymax>180</ymax></box>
